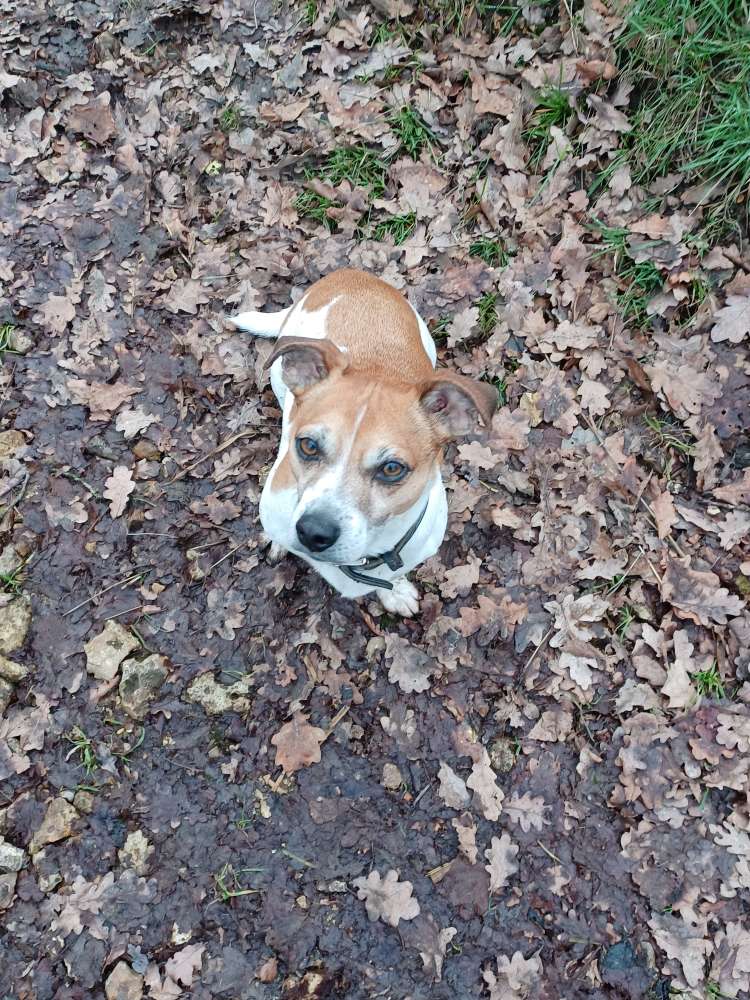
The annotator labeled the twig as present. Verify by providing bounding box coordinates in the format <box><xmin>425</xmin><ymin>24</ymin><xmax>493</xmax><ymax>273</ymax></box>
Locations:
<box><xmin>168</xmin><ymin>429</ymin><xmax>255</xmax><ymax>484</ymax></box>
<box><xmin>63</xmin><ymin>570</ymin><xmax>145</xmax><ymax>617</ymax></box>
<box><xmin>522</xmin><ymin>626</ymin><xmax>553</xmax><ymax>676</ymax></box>
<box><xmin>412</xmin><ymin>781</ymin><xmax>433</xmax><ymax>809</ymax></box>
<box><xmin>321</xmin><ymin>704</ymin><xmax>350</xmax><ymax>742</ymax></box>
<box><xmin>205</xmin><ymin>542</ymin><xmax>246</xmax><ymax>576</ymax></box>
<box><xmin>103</xmin><ymin>605</ymin><xmax>143</xmax><ymax>621</ymax></box>
<box><xmin>537</xmin><ymin>840</ymin><xmax>562</xmax><ymax>864</ymax></box>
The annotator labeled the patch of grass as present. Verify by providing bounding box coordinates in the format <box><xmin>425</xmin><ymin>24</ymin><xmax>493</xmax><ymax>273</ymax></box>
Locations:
<box><xmin>617</xmin><ymin>605</ymin><xmax>636</xmax><ymax>639</ymax></box>
<box><xmin>617</xmin><ymin>0</ymin><xmax>750</xmax><ymax>229</ymax></box>
<box><xmin>214</xmin><ymin>863</ymin><xmax>263</xmax><ymax>902</ymax></box>
<box><xmin>469</xmin><ymin>236</ymin><xmax>509</xmax><ymax>268</ymax></box>
<box><xmin>295</xmin><ymin>188</ymin><xmax>338</xmax><ymax>231</ymax></box>
<box><xmin>0</xmin><ymin>322</ymin><xmax>16</xmax><ymax>353</ymax></box>
<box><xmin>523</xmin><ymin>86</ymin><xmax>574</xmax><ymax>167</ymax></box>
<box><xmin>644</xmin><ymin>415</ymin><xmax>695</xmax><ymax>456</ymax></box>
<box><xmin>488</xmin><ymin>376</ymin><xmax>507</xmax><ymax>406</ymax></box>
<box><xmin>695</xmin><ymin>661</ymin><xmax>725</xmax><ymax>699</ymax></box>
<box><xmin>218</xmin><ymin>103</ymin><xmax>241</xmax><ymax>132</ymax></box>
<box><xmin>591</xmin><ymin>222</ymin><xmax>664</xmax><ymax>326</ymax></box>
<box><xmin>204</xmin><ymin>160</ymin><xmax>222</xmax><ymax>176</ymax></box>
<box><xmin>430</xmin><ymin>315</ymin><xmax>451</xmax><ymax>344</ymax></box>
<box><xmin>371</xmin><ymin>211</ymin><xmax>416</xmax><ymax>245</ymax></box>
<box><xmin>390</xmin><ymin>105</ymin><xmax>435</xmax><ymax>159</ymax></box>
<box><xmin>0</xmin><ymin>562</ymin><xmax>27</xmax><ymax>596</ymax></box>
<box><xmin>303</xmin><ymin>0</ymin><xmax>318</xmax><ymax>24</ymax></box>
<box><xmin>477</xmin><ymin>291</ymin><xmax>499</xmax><ymax>335</ymax></box>
<box><xmin>66</xmin><ymin>727</ymin><xmax>99</xmax><ymax>775</ymax></box>
<box><xmin>322</xmin><ymin>145</ymin><xmax>388</xmax><ymax>197</ymax></box>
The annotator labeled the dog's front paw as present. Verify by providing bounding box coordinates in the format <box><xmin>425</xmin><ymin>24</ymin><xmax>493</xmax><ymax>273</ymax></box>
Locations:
<box><xmin>267</xmin><ymin>542</ymin><xmax>286</xmax><ymax>563</ymax></box>
<box><xmin>379</xmin><ymin>577</ymin><xmax>420</xmax><ymax>617</ymax></box>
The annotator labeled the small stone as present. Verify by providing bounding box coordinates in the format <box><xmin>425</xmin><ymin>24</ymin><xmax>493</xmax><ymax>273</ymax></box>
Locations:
<box><xmin>0</xmin><ymin>654</ymin><xmax>30</xmax><ymax>683</ymax></box>
<box><xmin>257</xmin><ymin>956</ymin><xmax>278</xmax><ymax>983</ymax></box>
<box><xmin>105</xmin><ymin>961</ymin><xmax>144</xmax><ymax>1000</ymax></box>
<box><xmin>0</xmin><ymin>840</ymin><xmax>25</xmax><ymax>872</ymax></box>
<box><xmin>0</xmin><ymin>596</ymin><xmax>31</xmax><ymax>655</ymax></box>
<box><xmin>0</xmin><ymin>872</ymin><xmax>17</xmax><ymax>909</ymax></box>
<box><xmin>118</xmin><ymin>830</ymin><xmax>153</xmax><ymax>876</ymax></box>
<box><xmin>0</xmin><ymin>677</ymin><xmax>13</xmax><ymax>715</ymax></box>
<box><xmin>296</xmin><ymin>894</ymin><xmax>309</xmax><ymax>909</ymax></box>
<box><xmin>119</xmin><ymin>654</ymin><xmax>168</xmax><ymax>719</ymax></box>
<box><xmin>185</xmin><ymin>672</ymin><xmax>253</xmax><ymax>715</ymax></box>
<box><xmin>84</xmin><ymin>621</ymin><xmax>139</xmax><ymax>681</ymax></box>
<box><xmin>382</xmin><ymin>763</ymin><xmax>403</xmax><ymax>790</ymax></box>
<box><xmin>132</xmin><ymin>439</ymin><xmax>160</xmax><ymax>461</ymax></box>
<box><xmin>72</xmin><ymin>790</ymin><xmax>95</xmax><ymax>814</ymax></box>
<box><xmin>29</xmin><ymin>798</ymin><xmax>79</xmax><ymax>854</ymax></box>
<box><xmin>0</xmin><ymin>430</ymin><xmax>27</xmax><ymax>459</ymax></box>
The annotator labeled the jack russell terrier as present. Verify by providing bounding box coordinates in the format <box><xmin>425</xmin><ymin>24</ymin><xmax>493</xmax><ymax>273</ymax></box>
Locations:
<box><xmin>230</xmin><ymin>269</ymin><xmax>497</xmax><ymax>616</ymax></box>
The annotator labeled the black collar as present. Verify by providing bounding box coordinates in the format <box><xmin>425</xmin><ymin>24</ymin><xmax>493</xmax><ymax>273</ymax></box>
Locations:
<box><xmin>338</xmin><ymin>502</ymin><xmax>429</xmax><ymax>591</ymax></box>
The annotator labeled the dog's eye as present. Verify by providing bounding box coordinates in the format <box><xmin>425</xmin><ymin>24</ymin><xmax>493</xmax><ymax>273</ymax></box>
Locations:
<box><xmin>296</xmin><ymin>437</ymin><xmax>320</xmax><ymax>460</ymax></box>
<box><xmin>376</xmin><ymin>460</ymin><xmax>408</xmax><ymax>483</ymax></box>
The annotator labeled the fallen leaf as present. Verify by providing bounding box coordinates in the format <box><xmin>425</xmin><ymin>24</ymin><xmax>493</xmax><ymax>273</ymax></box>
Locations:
<box><xmin>484</xmin><ymin>833</ymin><xmax>519</xmax><ymax>892</ymax></box>
<box><xmin>661</xmin><ymin>630</ymin><xmax>697</xmax><ymax>708</ymax></box>
<box><xmin>271</xmin><ymin>712</ymin><xmax>325</xmax><ymax>774</ymax></box>
<box><xmin>165</xmin><ymin>943</ymin><xmax>205</xmax><ymax>987</ymax></box>
<box><xmin>353</xmin><ymin>869</ymin><xmax>420</xmax><ymax>927</ymax></box>
<box><xmin>504</xmin><ymin>792</ymin><xmax>549</xmax><ymax>833</ymax></box>
<box><xmin>103</xmin><ymin>466</ymin><xmax>135</xmax><ymax>518</ymax></box>
<box><xmin>483</xmin><ymin>950</ymin><xmax>544</xmax><ymax>999</ymax></box>
<box><xmin>437</xmin><ymin>761</ymin><xmax>470</xmax><ymax>809</ymax></box>
<box><xmin>466</xmin><ymin>749</ymin><xmax>505</xmax><ymax>821</ymax></box>
<box><xmin>661</xmin><ymin>558</ymin><xmax>744</xmax><ymax>626</ymax></box>
<box><xmin>652</xmin><ymin>490</ymin><xmax>678</xmax><ymax>539</ymax></box>
<box><xmin>710</xmin><ymin>293</ymin><xmax>750</xmax><ymax>343</ymax></box>
<box><xmin>452</xmin><ymin>812</ymin><xmax>478</xmax><ymax>864</ymax></box>
<box><xmin>384</xmin><ymin>635</ymin><xmax>436</xmax><ymax>693</ymax></box>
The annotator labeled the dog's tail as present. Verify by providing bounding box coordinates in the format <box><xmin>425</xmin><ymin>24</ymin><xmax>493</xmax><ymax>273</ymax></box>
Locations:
<box><xmin>228</xmin><ymin>306</ymin><xmax>292</xmax><ymax>339</ymax></box>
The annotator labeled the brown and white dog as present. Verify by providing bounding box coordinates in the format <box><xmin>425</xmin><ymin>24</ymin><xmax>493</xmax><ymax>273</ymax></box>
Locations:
<box><xmin>231</xmin><ymin>269</ymin><xmax>496</xmax><ymax>616</ymax></box>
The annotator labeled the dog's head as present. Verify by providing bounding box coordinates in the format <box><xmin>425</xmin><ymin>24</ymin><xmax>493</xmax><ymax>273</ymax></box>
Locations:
<box><xmin>266</xmin><ymin>336</ymin><xmax>497</xmax><ymax>564</ymax></box>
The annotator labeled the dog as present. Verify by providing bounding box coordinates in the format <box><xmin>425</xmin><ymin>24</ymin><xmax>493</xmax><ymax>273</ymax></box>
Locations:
<box><xmin>230</xmin><ymin>269</ymin><xmax>497</xmax><ymax>616</ymax></box>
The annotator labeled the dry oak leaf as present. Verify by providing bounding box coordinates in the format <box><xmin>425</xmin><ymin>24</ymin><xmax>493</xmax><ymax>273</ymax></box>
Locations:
<box><xmin>403</xmin><ymin>913</ymin><xmax>457</xmax><ymax>982</ymax></box>
<box><xmin>490</xmin><ymin>408</ymin><xmax>530</xmax><ymax>459</ymax></box>
<box><xmin>661</xmin><ymin>630</ymin><xmax>697</xmax><ymax>709</ymax></box>
<box><xmin>546</xmin><ymin>593</ymin><xmax>609</xmax><ymax>648</ymax></box>
<box><xmin>271</xmin><ymin>712</ymin><xmax>325</xmax><ymax>774</ymax></box>
<box><xmin>710</xmin><ymin>293</ymin><xmax>750</xmax><ymax>343</ymax></box>
<box><xmin>353</xmin><ymin>869</ymin><xmax>420</xmax><ymax>927</ymax></box>
<box><xmin>143</xmin><ymin>969</ymin><xmax>182</xmax><ymax>1000</ymax></box>
<box><xmin>718</xmin><ymin>511</ymin><xmax>750</xmax><ymax>551</ymax></box>
<box><xmin>527</xmin><ymin>705</ymin><xmax>573</xmax><ymax>743</ymax></box>
<box><xmin>483</xmin><ymin>950</ymin><xmax>543</xmax><ymax>1000</ymax></box>
<box><xmin>466</xmin><ymin>749</ymin><xmax>505</xmax><ymax>821</ymax></box>
<box><xmin>384</xmin><ymin>634</ymin><xmax>435</xmax><ymax>693</ymax></box>
<box><xmin>103</xmin><ymin>465</ymin><xmax>135</xmax><ymax>518</ymax></box>
<box><xmin>649</xmin><ymin>913</ymin><xmax>710</xmax><ymax>989</ymax></box>
<box><xmin>49</xmin><ymin>871</ymin><xmax>114</xmax><ymax>938</ymax></box>
<box><xmin>437</xmin><ymin>761</ymin><xmax>470</xmax><ymax>810</ymax></box>
<box><xmin>457</xmin><ymin>440</ymin><xmax>497</xmax><ymax>470</ymax></box>
<box><xmin>661</xmin><ymin>557</ymin><xmax>744</xmax><ymax>626</ymax></box>
<box><xmin>67</xmin><ymin>92</ymin><xmax>116</xmax><ymax>144</ymax></box>
<box><xmin>452</xmin><ymin>812</ymin><xmax>478</xmax><ymax>863</ymax></box>
<box><xmin>652</xmin><ymin>490</ymin><xmax>678</xmax><ymax>539</ymax></box>
<box><xmin>484</xmin><ymin>833</ymin><xmax>519</xmax><ymax>893</ymax></box>
<box><xmin>710</xmin><ymin>919</ymin><xmax>750</xmax><ymax>997</ymax></box>
<box><xmin>440</xmin><ymin>554</ymin><xmax>481</xmax><ymax>600</ymax></box>
<box><xmin>504</xmin><ymin>792</ymin><xmax>549</xmax><ymax>833</ymax></box>
<box><xmin>67</xmin><ymin>379</ymin><xmax>138</xmax><ymax>421</ymax></box>
<box><xmin>165</xmin><ymin>943</ymin><xmax>205</xmax><ymax>987</ymax></box>
<box><xmin>713</xmin><ymin>469</ymin><xmax>750</xmax><ymax>505</ymax></box>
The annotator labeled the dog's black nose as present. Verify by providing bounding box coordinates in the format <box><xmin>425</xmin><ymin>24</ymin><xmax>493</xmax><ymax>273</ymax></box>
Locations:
<box><xmin>296</xmin><ymin>511</ymin><xmax>341</xmax><ymax>553</ymax></box>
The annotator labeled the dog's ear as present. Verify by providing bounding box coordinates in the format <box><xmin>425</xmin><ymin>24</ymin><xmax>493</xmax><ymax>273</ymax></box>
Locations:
<box><xmin>264</xmin><ymin>336</ymin><xmax>349</xmax><ymax>394</ymax></box>
<box><xmin>419</xmin><ymin>371</ymin><xmax>498</xmax><ymax>439</ymax></box>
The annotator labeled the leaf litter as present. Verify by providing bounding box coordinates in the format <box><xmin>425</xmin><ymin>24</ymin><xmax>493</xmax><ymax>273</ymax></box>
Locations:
<box><xmin>0</xmin><ymin>1</ymin><xmax>748</xmax><ymax>998</ymax></box>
